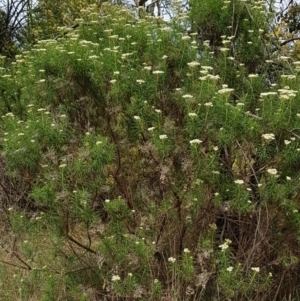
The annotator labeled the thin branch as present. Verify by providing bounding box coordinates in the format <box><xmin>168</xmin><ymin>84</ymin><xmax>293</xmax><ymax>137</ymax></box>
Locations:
<box><xmin>244</xmin><ymin>111</ymin><xmax>262</xmax><ymax>120</ymax></box>
<box><xmin>138</xmin><ymin>0</ymin><xmax>148</xmax><ymax>6</ymax></box>
<box><xmin>244</xmin><ymin>3</ymin><xmax>254</xmax><ymax>22</ymax></box>
<box><xmin>285</xmin><ymin>128</ymin><xmax>300</xmax><ymax>139</ymax></box>
<box><xmin>0</xmin><ymin>260</ymin><xmax>30</xmax><ymax>270</ymax></box>
<box><xmin>66</xmin><ymin>234</ymin><xmax>97</xmax><ymax>254</ymax></box>
<box><xmin>279</xmin><ymin>36</ymin><xmax>300</xmax><ymax>47</ymax></box>
<box><xmin>0</xmin><ymin>243</ymin><xmax>32</xmax><ymax>270</ymax></box>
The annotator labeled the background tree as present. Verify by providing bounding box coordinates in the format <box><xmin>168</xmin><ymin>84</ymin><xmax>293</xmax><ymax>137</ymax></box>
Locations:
<box><xmin>272</xmin><ymin>0</ymin><xmax>300</xmax><ymax>59</ymax></box>
<box><xmin>29</xmin><ymin>0</ymin><xmax>101</xmax><ymax>40</ymax></box>
<box><xmin>0</xmin><ymin>0</ymin><xmax>33</xmax><ymax>57</ymax></box>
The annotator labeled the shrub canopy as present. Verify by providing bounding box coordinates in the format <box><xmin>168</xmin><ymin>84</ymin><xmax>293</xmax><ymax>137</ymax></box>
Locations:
<box><xmin>1</xmin><ymin>1</ymin><xmax>300</xmax><ymax>300</ymax></box>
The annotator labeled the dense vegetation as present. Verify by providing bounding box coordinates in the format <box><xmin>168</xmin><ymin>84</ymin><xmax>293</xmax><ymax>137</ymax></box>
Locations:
<box><xmin>1</xmin><ymin>0</ymin><xmax>300</xmax><ymax>300</ymax></box>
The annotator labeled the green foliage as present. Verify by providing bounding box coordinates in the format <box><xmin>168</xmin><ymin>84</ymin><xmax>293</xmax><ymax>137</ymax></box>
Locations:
<box><xmin>2</xmin><ymin>1</ymin><xmax>300</xmax><ymax>301</ymax></box>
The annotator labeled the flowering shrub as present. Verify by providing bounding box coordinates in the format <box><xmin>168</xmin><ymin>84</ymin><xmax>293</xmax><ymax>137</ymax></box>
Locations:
<box><xmin>1</xmin><ymin>1</ymin><xmax>300</xmax><ymax>301</ymax></box>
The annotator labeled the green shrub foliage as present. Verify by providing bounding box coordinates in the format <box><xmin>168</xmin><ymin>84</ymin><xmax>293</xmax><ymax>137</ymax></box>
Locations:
<box><xmin>1</xmin><ymin>1</ymin><xmax>300</xmax><ymax>300</ymax></box>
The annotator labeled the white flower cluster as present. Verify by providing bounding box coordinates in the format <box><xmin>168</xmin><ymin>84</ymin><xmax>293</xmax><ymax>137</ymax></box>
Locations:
<box><xmin>219</xmin><ymin>238</ymin><xmax>232</xmax><ymax>252</ymax></box>
<box><xmin>262</xmin><ymin>133</ymin><xmax>275</xmax><ymax>140</ymax></box>
<box><xmin>260</xmin><ymin>92</ymin><xmax>277</xmax><ymax>98</ymax></box>
<box><xmin>168</xmin><ymin>257</ymin><xmax>176</xmax><ymax>263</ymax></box>
<box><xmin>278</xmin><ymin>87</ymin><xmax>297</xmax><ymax>100</ymax></box>
<box><xmin>281</xmin><ymin>74</ymin><xmax>296</xmax><ymax>80</ymax></box>
<box><xmin>112</xmin><ymin>275</ymin><xmax>121</xmax><ymax>281</ymax></box>
<box><xmin>187</xmin><ymin>61</ymin><xmax>200</xmax><ymax>67</ymax></box>
<box><xmin>218</xmin><ymin>84</ymin><xmax>234</xmax><ymax>94</ymax></box>
<box><xmin>234</xmin><ymin>179</ymin><xmax>244</xmax><ymax>185</ymax></box>
<box><xmin>267</xmin><ymin>168</ymin><xmax>277</xmax><ymax>175</ymax></box>
<box><xmin>182</xmin><ymin>94</ymin><xmax>193</xmax><ymax>99</ymax></box>
<box><xmin>159</xmin><ymin>134</ymin><xmax>168</xmax><ymax>140</ymax></box>
<box><xmin>249</xmin><ymin>74</ymin><xmax>259</xmax><ymax>78</ymax></box>
<box><xmin>190</xmin><ymin>139</ymin><xmax>202</xmax><ymax>145</ymax></box>
<box><xmin>226</xmin><ymin>266</ymin><xmax>233</xmax><ymax>272</ymax></box>
<box><xmin>153</xmin><ymin>70</ymin><xmax>164</xmax><ymax>74</ymax></box>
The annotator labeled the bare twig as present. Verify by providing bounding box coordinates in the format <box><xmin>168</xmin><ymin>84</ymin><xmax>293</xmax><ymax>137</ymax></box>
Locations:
<box><xmin>0</xmin><ymin>260</ymin><xmax>30</xmax><ymax>270</ymax></box>
<box><xmin>244</xmin><ymin>111</ymin><xmax>262</xmax><ymax>120</ymax></box>
<box><xmin>279</xmin><ymin>36</ymin><xmax>300</xmax><ymax>48</ymax></box>
<box><xmin>66</xmin><ymin>234</ymin><xmax>97</xmax><ymax>254</ymax></box>
<box><xmin>0</xmin><ymin>242</ymin><xmax>32</xmax><ymax>270</ymax></box>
